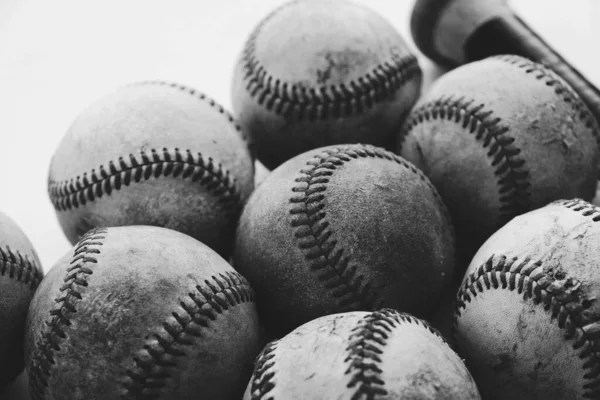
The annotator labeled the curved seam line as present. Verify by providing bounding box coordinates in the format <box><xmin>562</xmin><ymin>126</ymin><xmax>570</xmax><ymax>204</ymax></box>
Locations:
<box><xmin>249</xmin><ymin>339</ymin><xmax>279</xmax><ymax>400</ymax></box>
<box><xmin>130</xmin><ymin>80</ymin><xmax>253</xmax><ymax>148</ymax></box>
<box><xmin>557</xmin><ymin>198</ymin><xmax>600</xmax><ymax>222</ymax></box>
<box><xmin>289</xmin><ymin>145</ymin><xmax>453</xmax><ymax>311</ymax></box>
<box><xmin>249</xmin><ymin>309</ymin><xmax>447</xmax><ymax>400</ymax></box>
<box><xmin>240</xmin><ymin>1</ymin><xmax>422</xmax><ymax>120</ymax></box>
<box><xmin>494</xmin><ymin>55</ymin><xmax>600</xmax><ymax>138</ymax></box>
<box><xmin>242</xmin><ymin>55</ymin><xmax>421</xmax><ymax>119</ymax></box>
<box><xmin>0</xmin><ymin>246</ymin><xmax>42</xmax><ymax>289</ymax></box>
<box><xmin>48</xmin><ymin>148</ymin><xmax>241</xmax><ymax>213</ymax></box>
<box><xmin>400</xmin><ymin>95</ymin><xmax>531</xmax><ymax>220</ymax></box>
<box><xmin>345</xmin><ymin>309</ymin><xmax>448</xmax><ymax>398</ymax></box>
<box><xmin>28</xmin><ymin>228</ymin><xmax>107</xmax><ymax>400</ymax></box>
<box><xmin>454</xmin><ymin>255</ymin><xmax>600</xmax><ymax>397</ymax></box>
<box><xmin>121</xmin><ymin>271</ymin><xmax>255</xmax><ymax>398</ymax></box>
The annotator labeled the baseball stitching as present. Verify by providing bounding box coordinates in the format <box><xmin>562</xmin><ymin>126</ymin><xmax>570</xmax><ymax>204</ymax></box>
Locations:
<box><xmin>558</xmin><ymin>198</ymin><xmax>600</xmax><ymax>221</ymax></box>
<box><xmin>399</xmin><ymin>96</ymin><xmax>531</xmax><ymax>221</ymax></box>
<box><xmin>494</xmin><ymin>55</ymin><xmax>600</xmax><ymax>137</ymax></box>
<box><xmin>121</xmin><ymin>270</ymin><xmax>255</xmax><ymax>398</ymax></box>
<box><xmin>28</xmin><ymin>228</ymin><xmax>108</xmax><ymax>400</ymax></box>
<box><xmin>454</xmin><ymin>253</ymin><xmax>600</xmax><ymax>398</ymax></box>
<box><xmin>0</xmin><ymin>246</ymin><xmax>42</xmax><ymax>290</ymax></box>
<box><xmin>344</xmin><ymin>309</ymin><xmax>445</xmax><ymax>399</ymax></box>
<box><xmin>131</xmin><ymin>81</ymin><xmax>254</xmax><ymax>149</ymax></box>
<box><xmin>249</xmin><ymin>309</ymin><xmax>447</xmax><ymax>400</ymax></box>
<box><xmin>289</xmin><ymin>145</ymin><xmax>453</xmax><ymax>312</ymax></box>
<box><xmin>239</xmin><ymin>2</ymin><xmax>421</xmax><ymax>121</ymax></box>
<box><xmin>249</xmin><ymin>339</ymin><xmax>279</xmax><ymax>400</ymax></box>
<box><xmin>49</xmin><ymin>79</ymin><xmax>253</xmax><ymax>215</ymax></box>
<box><xmin>48</xmin><ymin>147</ymin><xmax>242</xmax><ymax>215</ymax></box>
<box><xmin>345</xmin><ymin>311</ymin><xmax>391</xmax><ymax>399</ymax></box>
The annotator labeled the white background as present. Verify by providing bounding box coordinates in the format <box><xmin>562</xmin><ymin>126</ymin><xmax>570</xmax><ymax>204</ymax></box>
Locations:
<box><xmin>0</xmin><ymin>0</ymin><xmax>599</xmax><ymax>398</ymax></box>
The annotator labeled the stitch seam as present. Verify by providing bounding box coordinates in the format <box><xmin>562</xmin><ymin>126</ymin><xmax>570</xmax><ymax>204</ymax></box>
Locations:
<box><xmin>28</xmin><ymin>228</ymin><xmax>108</xmax><ymax>400</ymax></box>
<box><xmin>240</xmin><ymin>2</ymin><xmax>421</xmax><ymax>121</ymax></box>
<box><xmin>399</xmin><ymin>95</ymin><xmax>531</xmax><ymax>221</ymax></box>
<box><xmin>249</xmin><ymin>309</ymin><xmax>445</xmax><ymax>400</ymax></box>
<box><xmin>130</xmin><ymin>80</ymin><xmax>253</xmax><ymax>148</ymax></box>
<box><xmin>249</xmin><ymin>339</ymin><xmax>279</xmax><ymax>400</ymax></box>
<box><xmin>289</xmin><ymin>144</ymin><xmax>453</xmax><ymax>311</ymax></box>
<box><xmin>554</xmin><ymin>198</ymin><xmax>600</xmax><ymax>222</ymax></box>
<box><xmin>121</xmin><ymin>271</ymin><xmax>255</xmax><ymax>399</ymax></box>
<box><xmin>0</xmin><ymin>246</ymin><xmax>42</xmax><ymax>290</ymax></box>
<box><xmin>454</xmin><ymin>254</ymin><xmax>600</xmax><ymax>399</ymax></box>
<box><xmin>48</xmin><ymin>148</ymin><xmax>242</xmax><ymax>215</ymax></box>
<box><xmin>494</xmin><ymin>55</ymin><xmax>600</xmax><ymax>137</ymax></box>
<box><xmin>344</xmin><ymin>309</ymin><xmax>444</xmax><ymax>399</ymax></box>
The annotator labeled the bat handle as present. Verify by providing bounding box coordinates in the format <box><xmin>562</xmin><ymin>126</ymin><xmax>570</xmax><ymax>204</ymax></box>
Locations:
<box><xmin>465</xmin><ymin>13</ymin><xmax>600</xmax><ymax>125</ymax></box>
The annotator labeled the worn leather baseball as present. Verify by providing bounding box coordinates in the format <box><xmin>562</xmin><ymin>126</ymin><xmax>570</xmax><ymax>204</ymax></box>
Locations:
<box><xmin>231</xmin><ymin>0</ymin><xmax>423</xmax><ymax>169</ymax></box>
<box><xmin>244</xmin><ymin>309</ymin><xmax>481</xmax><ymax>399</ymax></box>
<box><xmin>454</xmin><ymin>199</ymin><xmax>600</xmax><ymax>400</ymax></box>
<box><xmin>398</xmin><ymin>55</ymin><xmax>600</xmax><ymax>252</ymax></box>
<box><xmin>25</xmin><ymin>226</ymin><xmax>261</xmax><ymax>400</ymax></box>
<box><xmin>48</xmin><ymin>81</ymin><xmax>254</xmax><ymax>257</ymax></box>
<box><xmin>0</xmin><ymin>211</ymin><xmax>43</xmax><ymax>388</ymax></box>
<box><xmin>233</xmin><ymin>144</ymin><xmax>455</xmax><ymax>336</ymax></box>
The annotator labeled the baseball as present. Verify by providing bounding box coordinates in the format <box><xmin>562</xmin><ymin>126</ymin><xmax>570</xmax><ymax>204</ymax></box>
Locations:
<box><xmin>398</xmin><ymin>55</ymin><xmax>599</xmax><ymax>253</ymax></box>
<box><xmin>25</xmin><ymin>226</ymin><xmax>262</xmax><ymax>400</ymax></box>
<box><xmin>231</xmin><ymin>0</ymin><xmax>423</xmax><ymax>169</ymax></box>
<box><xmin>48</xmin><ymin>81</ymin><xmax>254</xmax><ymax>258</ymax></box>
<box><xmin>454</xmin><ymin>198</ymin><xmax>600</xmax><ymax>399</ymax></box>
<box><xmin>410</xmin><ymin>0</ymin><xmax>600</xmax><ymax>127</ymax></box>
<box><xmin>244</xmin><ymin>309</ymin><xmax>481</xmax><ymax>399</ymax></box>
<box><xmin>0</xmin><ymin>211</ymin><xmax>43</xmax><ymax>388</ymax></box>
<box><xmin>233</xmin><ymin>144</ymin><xmax>455</xmax><ymax>336</ymax></box>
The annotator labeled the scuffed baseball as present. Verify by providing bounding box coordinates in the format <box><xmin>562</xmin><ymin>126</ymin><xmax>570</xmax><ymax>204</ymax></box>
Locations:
<box><xmin>232</xmin><ymin>0</ymin><xmax>422</xmax><ymax>169</ymax></box>
<box><xmin>398</xmin><ymin>55</ymin><xmax>599</xmax><ymax>251</ymax></box>
<box><xmin>0</xmin><ymin>211</ymin><xmax>43</xmax><ymax>388</ymax></box>
<box><xmin>454</xmin><ymin>199</ymin><xmax>600</xmax><ymax>400</ymax></box>
<box><xmin>233</xmin><ymin>144</ymin><xmax>455</xmax><ymax>335</ymax></box>
<box><xmin>25</xmin><ymin>226</ymin><xmax>261</xmax><ymax>400</ymax></box>
<box><xmin>48</xmin><ymin>81</ymin><xmax>254</xmax><ymax>257</ymax></box>
<box><xmin>244</xmin><ymin>309</ymin><xmax>481</xmax><ymax>399</ymax></box>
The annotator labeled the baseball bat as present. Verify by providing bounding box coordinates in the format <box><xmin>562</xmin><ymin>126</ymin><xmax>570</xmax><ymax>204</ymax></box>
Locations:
<box><xmin>410</xmin><ymin>0</ymin><xmax>600</xmax><ymax>125</ymax></box>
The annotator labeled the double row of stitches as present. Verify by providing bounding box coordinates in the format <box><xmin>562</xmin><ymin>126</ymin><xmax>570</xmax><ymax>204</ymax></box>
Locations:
<box><xmin>129</xmin><ymin>80</ymin><xmax>254</xmax><ymax>150</ymax></box>
<box><xmin>558</xmin><ymin>198</ymin><xmax>600</xmax><ymax>222</ymax></box>
<box><xmin>29</xmin><ymin>228</ymin><xmax>108</xmax><ymax>400</ymax></box>
<box><xmin>249</xmin><ymin>340</ymin><xmax>279</xmax><ymax>400</ymax></box>
<box><xmin>240</xmin><ymin>2</ymin><xmax>421</xmax><ymax>121</ymax></box>
<box><xmin>120</xmin><ymin>271</ymin><xmax>254</xmax><ymax>399</ymax></box>
<box><xmin>344</xmin><ymin>309</ymin><xmax>445</xmax><ymax>400</ymax></box>
<box><xmin>289</xmin><ymin>145</ymin><xmax>451</xmax><ymax>311</ymax></box>
<box><xmin>495</xmin><ymin>54</ymin><xmax>600</xmax><ymax>135</ymax></box>
<box><xmin>289</xmin><ymin>147</ymin><xmax>388</xmax><ymax>311</ymax></box>
<box><xmin>0</xmin><ymin>246</ymin><xmax>42</xmax><ymax>290</ymax></box>
<box><xmin>455</xmin><ymin>254</ymin><xmax>600</xmax><ymax>398</ymax></box>
<box><xmin>344</xmin><ymin>310</ymin><xmax>393</xmax><ymax>399</ymax></box>
<box><xmin>48</xmin><ymin>147</ymin><xmax>241</xmax><ymax>213</ymax></box>
<box><xmin>400</xmin><ymin>95</ymin><xmax>531</xmax><ymax>219</ymax></box>
<box><xmin>249</xmin><ymin>309</ymin><xmax>443</xmax><ymax>400</ymax></box>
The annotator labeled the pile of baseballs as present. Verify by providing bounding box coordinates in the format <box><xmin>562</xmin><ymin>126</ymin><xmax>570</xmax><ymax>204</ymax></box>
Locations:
<box><xmin>2</xmin><ymin>0</ymin><xmax>599</xmax><ymax>399</ymax></box>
